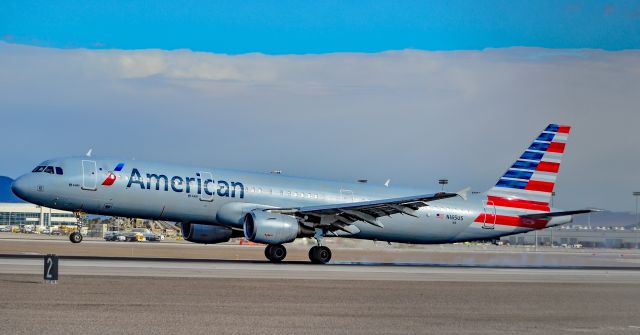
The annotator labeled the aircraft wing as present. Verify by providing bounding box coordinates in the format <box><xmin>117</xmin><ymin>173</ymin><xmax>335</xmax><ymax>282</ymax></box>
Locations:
<box><xmin>267</xmin><ymin>191</ymin><xmax>459</xmax><ymax>230</ymax></box>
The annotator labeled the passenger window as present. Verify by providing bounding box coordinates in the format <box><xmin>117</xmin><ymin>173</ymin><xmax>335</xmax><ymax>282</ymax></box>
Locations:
<box><xmin>55</xmin><ymin>167</ymin><xmax>63</xmax><ymax>175</ymax></box>
<box><xmin>44</xmin><ymin>166</ymin><xmax>54</xmax><ymax>174</ymax></box>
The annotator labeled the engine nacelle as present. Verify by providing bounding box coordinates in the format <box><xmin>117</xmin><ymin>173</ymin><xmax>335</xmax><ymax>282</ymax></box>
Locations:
<box><xmin>181</xmin><ymin>223</ymin><xmax>232</xmax><ymax>244</ymax></box>
<box><xmin>243</xmin><ymin>211</ymin><xmax>300</xmax><ymax>244</ymax></box>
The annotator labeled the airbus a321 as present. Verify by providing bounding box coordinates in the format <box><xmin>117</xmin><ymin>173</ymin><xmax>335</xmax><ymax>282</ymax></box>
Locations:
<box><xmin>12</xmin><ymin>124</ymin><xmax>595</xmax><ymax>264</ymax></box>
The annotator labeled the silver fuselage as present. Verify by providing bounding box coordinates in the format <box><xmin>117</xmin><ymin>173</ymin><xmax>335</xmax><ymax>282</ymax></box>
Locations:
<box><xmin>12</xmin><ymin>157</ymin><xmax>570</xmax><ymax>244</ymax></box>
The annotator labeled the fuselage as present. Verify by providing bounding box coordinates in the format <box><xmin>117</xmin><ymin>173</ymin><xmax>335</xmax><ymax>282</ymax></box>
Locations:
<box><xmin>11</xmin><ymin>156</ymin><xmax>571</xmax><ymax>244</ymax></box>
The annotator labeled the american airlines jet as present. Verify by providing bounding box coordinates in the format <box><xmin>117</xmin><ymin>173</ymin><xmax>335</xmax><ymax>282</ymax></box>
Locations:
<box><xmin>12</xmin><ymin>124</ymin><xmax>595</xmax><ymax>264</ymax></box>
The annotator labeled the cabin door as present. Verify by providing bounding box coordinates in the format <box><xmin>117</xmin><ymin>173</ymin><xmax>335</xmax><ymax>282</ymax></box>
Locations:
<box><xmin>482</xmin><ymin>200</ymin><xmax>496</xmax><ymax>229</ymax></box>
<box><xmin>81</xmin><ymin>160</ymin><xmax>97</xmax><ymax>191</ymax></box>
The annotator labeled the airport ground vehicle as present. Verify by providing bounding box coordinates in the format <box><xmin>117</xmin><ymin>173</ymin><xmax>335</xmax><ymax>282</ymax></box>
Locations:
<box><xmin>12</xmin><ymin>124</ymin><xmax>596</xmax><ymax>263</ymax></box>
<box><xmin>105</xmin><ymin>229</ymin><xmax>163</xmax><ymax>242</ymax></box>
<box><xmin>104</xmin><ymin>231</ymin><xmax>127</xmax><ymax>241</ymax></box>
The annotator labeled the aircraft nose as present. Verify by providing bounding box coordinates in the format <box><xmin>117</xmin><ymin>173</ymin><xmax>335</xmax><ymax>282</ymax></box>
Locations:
<box><xmin>11</xmin><ymin>176</ymin><xmax>32</xmax><ymax>201</ymax></box>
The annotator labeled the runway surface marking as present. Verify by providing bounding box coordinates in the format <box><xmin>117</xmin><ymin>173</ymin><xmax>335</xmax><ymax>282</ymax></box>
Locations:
<box><xmin>1</xmin><ymin>257</ymin><xmax>639</xmax><ymax>283</ymax></box>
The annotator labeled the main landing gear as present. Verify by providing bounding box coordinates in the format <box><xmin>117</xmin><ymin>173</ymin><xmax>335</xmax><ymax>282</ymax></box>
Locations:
<box><xmin>262</xmin><ymin>244</ymin><xmax>333</xmax><ymax>264</ymax></box>
<box><xmin>263</xmin><ymin>231</ymin><xmax>332</xmax><ymax>264</ymax></box>
<box><xmin>69</xmin><ymin>211</ymin><xmax>85</xmax><ymax>244</ymax></box>
<box><xmin>309</xmin><ymin>229</ymin><xmax>331</xmax><ymax>264</ymax></box>
<box><xmin>308</xmin><ymin>246</ymin><xmax>332</xmax><ymax>264</ymax></box>
<box><xmin>264</xmin><ymin>244</ymin><xmax>287</xmax><ymax>263</ymax></box>
<box><xmin>264</xmin><ymin>244</ymin><xmax>331</xmax><ymax>264</ymax></box>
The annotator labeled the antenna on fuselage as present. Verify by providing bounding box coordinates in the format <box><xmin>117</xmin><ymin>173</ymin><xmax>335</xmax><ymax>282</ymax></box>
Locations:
<box><xmin>86</xmin><ymin>149</ymin><xmax>93</xmax><ymax>157</ymax></box>
<box><xmin>384</xmin><ymin>179</ymin><xmax>391</xmax><ymax>187</ymax></box>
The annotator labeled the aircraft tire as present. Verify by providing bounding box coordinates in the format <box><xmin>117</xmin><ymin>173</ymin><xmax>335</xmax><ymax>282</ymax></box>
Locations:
<box><xmin>309</xmin><ymin>246</ymin><xmax>331</xmax><ymax>264</ymax></box>
<box><xmin>266</xmin><ymin>244</ymin><xmax>286</xmax><ymax>262</ymax></box>
<box><xmin>308</xmin><ymin>246</ymin><xmax>319</xmax><ymax>263</ymax></box>
<box><xmin>264</xmin><ymin>245</ymin><xmax>272</xmax><ymax>259</ymax></box>
<box><xmin>69</xmin><ymin>232</ymin><xmax>83</xmax><ymax>244</ymax></box>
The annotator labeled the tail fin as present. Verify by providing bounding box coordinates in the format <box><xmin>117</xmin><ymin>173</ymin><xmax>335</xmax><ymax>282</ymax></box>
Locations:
<box><xmin>487</xmin><ymin>124</ymin><xmax>571</xmax><ymax>208</ymax></box>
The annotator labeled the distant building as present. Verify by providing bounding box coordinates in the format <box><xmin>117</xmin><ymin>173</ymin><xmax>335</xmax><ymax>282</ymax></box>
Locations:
<box><xmin>501</xmin><ymin>227</ymin><xmax>640</xmax><ymax>249</ymax></box>
<box><xmin>0</xmin><ymin>203</ymin><xmax>76</xmax><ymax>227</ymax></box>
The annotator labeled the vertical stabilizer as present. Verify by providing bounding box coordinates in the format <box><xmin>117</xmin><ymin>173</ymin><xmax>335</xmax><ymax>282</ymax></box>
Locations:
<box><xmin>487</xmin><ymin>124</ymin><xmax>571</xmax><ymax>209</ymax></box>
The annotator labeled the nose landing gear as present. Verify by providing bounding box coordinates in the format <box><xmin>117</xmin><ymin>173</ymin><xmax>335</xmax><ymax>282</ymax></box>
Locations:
<box><xmin>69</xmin><ymin>211</ymin><xmax>85</xmax><ymax>244</ymax></box>
<box><xmin>69</xmin><ymin>231</ymin><xmax>83</xmax><ymax>243</ymax></box>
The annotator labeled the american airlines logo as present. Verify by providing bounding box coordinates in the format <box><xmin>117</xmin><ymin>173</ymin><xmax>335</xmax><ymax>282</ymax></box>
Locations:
<box><xmin>102</xmin><ymin>163</ymin><xmax>125</xmax><ymax>186</ymax></box>
<box><xmin>125</xmin><ymin>168</ymin><xmax>245</xmax><ymax>198</ymax></box>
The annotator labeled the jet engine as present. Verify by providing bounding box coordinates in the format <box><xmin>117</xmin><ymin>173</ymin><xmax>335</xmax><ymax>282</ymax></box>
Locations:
<box><xmin>243</xmin><ymin>211</ymin><xmax>305</xmax><ymax>244</ymax></box>
<box><xmin>181</xmin><ymin>222</ymin><xmax>233</xmax><ymax>244</ymax></box>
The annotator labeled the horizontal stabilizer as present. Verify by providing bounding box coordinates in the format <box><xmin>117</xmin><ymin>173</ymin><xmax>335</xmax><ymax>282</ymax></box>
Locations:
<box><xmin>520</xmin><ymin>209</ymin><xmax>602</xmax><ymax>220</ymax></box>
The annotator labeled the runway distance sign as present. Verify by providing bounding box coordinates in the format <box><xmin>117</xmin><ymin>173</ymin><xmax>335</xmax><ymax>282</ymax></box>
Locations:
<box><xmin>43</xmin><ymin>254</ymin><xmax>58</xmax><ymax>283</ymax></box>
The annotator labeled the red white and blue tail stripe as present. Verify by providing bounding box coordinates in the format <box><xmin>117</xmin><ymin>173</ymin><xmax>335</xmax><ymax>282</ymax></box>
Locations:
<box><xmin>487</xmin><ymin>124</ymin><xmax>570</xmax><ymax>209</ymax></box>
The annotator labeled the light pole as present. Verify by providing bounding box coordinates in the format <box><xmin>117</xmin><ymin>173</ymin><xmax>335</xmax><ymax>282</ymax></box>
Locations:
<box><xmin>634</xmin><ymin>192</ymin><xmax>640</xmax><ymax>248</ymax></box>
<box><xmin>438</xmin><ymin>179</ymin><xmax>448</xmax><ymax>191</ymax></box>
<box><xmin>550</xmin><ymin>192</ymin><xmax>556</xmax><ymax>247</ymax></box>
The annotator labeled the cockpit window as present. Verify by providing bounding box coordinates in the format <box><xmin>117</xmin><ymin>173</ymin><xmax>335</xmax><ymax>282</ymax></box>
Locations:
<box><xmin>32</xmin><ymin>165</ymin><xmax>63</xmax><ymax>175</ymax></box>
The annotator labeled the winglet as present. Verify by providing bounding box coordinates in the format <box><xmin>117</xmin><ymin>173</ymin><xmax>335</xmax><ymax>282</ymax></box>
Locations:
<box><xmin>456</xmin><ymin>187</ymin><xmax>471</xmax><ymax>201</ymax></box>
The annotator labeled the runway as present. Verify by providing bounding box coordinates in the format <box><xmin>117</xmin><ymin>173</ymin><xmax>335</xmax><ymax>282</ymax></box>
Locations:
<box><xmin>1</xmin><ymin>256</ymin><xmax>640</xmax><ymax>283</ymax></box>
<box><xmin>2</xmin><ymin>239</ymin><xmax>640</xmax><ymax>334</ymax></box>
<box><xmin>2</xmin><ymin>235</ymin><xmax>640</xmax><ymax>268</ymax></box>
<box><xmin>1</xmin><ymin>266</ymin><xmax>639</xmax><ymax>335</ymax></box>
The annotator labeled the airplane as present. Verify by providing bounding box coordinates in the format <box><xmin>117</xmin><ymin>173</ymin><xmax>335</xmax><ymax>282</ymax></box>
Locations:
<box><xmin>11</xmin><ymin>124</ymin><xmax>596</xmax><ymax>264</ymax></box>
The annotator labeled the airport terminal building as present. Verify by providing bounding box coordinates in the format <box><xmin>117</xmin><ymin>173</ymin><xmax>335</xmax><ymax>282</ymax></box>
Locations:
<box><xmin>0</xmin><ymin>203</ymin><xmax>76</xmax><ymax>227</ymax></box>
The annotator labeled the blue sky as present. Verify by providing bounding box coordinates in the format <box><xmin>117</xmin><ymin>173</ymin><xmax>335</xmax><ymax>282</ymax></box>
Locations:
<box><xmin>0</xmin><ymin>1</ymin><xmax>639</xmax><ymax>211</ymax></box>
<box><xmin>2</xmin><ymin>0</ymin><xmax>640</xmax><ymax>53</ymax></box>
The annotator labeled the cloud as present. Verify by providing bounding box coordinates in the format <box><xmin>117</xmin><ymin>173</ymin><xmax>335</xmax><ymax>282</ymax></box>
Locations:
<box><xmin>0</xmin><ymin>42</ymin><xmax>639</xmax><ymax>212</ymax></box>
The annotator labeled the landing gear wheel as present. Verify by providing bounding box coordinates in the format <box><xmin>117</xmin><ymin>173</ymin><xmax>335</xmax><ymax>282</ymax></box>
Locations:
<box><xmin>264</xmin><ymin>245</ymin><xmax>272</xmax><ymax>259</ymax></box>
<box><xmin>69</xmin><ymin>232</ymin><xmax>83</xmax><ymax>243</ymax></box>
<box><xmin>265</xmin><ymin>244</ymin><xmax>287</xmax><ymax>263</ymax></box>
<box><xmin>309</xmin><ymin>246</ymin><xmax>331</xmax><ymax>264</ymax></box>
